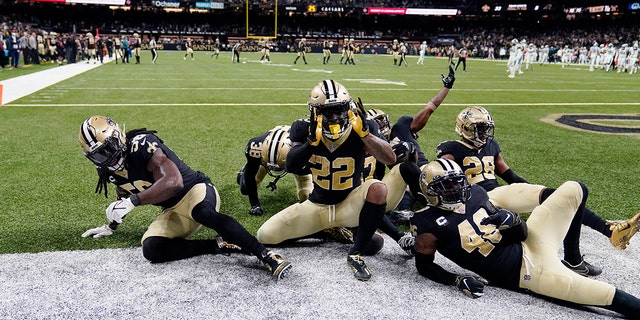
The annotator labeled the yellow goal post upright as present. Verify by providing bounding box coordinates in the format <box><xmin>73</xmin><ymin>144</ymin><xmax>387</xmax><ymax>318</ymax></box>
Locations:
<box><xmin>246</xmin><ymin>0</ymin><xmax>278</xmax><ymax>40</ymax></box>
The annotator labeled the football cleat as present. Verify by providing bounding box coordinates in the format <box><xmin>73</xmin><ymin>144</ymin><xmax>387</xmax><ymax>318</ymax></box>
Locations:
<box><xmin>323</xmin><ymin>227</ymin><xmax>354</xmax><ymax>244</ymax></box>
<box><xmin>347</xmin><ymin>254</ymin><xmax>372</xmax><ymax>281</ymax></box>
<box><xmin>561</xmin><ymin>258</ymin><xmax>602</xmax><ymax>277</ymax></box>
<box><xmin>215</xmin><ymin>236</ymin><xmax>245</xmax><ymax>255</ymax></box>
<box><xmin>607</xmin><ymin>211</ymin><xmax>640</xmax><ymax>250</ymax></box>
<box><xmin>263</xmin><ymin>251</ymin><xmax>292</xmax><ymax>281</ymax></box>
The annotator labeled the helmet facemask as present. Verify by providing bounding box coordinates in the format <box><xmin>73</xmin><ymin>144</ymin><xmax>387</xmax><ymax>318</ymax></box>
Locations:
<box><xmin>308</xmin><ymin>80</ymin><xmax>354</xmax><ymax>141</ymax></box>
<box><xmin>456</xmin><ymin>106</ymin><xmax>495</xmax><ymax>148</ymax></box>
<box><xmin>85</xmin><ymin>135</ymin><xmax>126</xmax><ymax>171</ymax></box>
<box><xmin>367</xmin><ymin>109</ymin><xmax>391</xmax><ymax>140</ymax></box>
<box><xmin>469</xmin><ymin>122</ymin><xmax>494</xmax><ymax>148</ymax></box>
<box><xmin>79</xmin><ymin>116</ymin><xmax>127</xmax><ymax>172</ymax></box>
<box><xmin>318</xmin><ymin>102</ymin><xmax>351</xmax><ymax>140</ymax></box>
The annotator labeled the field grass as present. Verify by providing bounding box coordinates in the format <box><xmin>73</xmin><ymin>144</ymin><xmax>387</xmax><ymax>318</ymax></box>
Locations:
<box><xmin>1</xmin><ymin>50</ymin><xmax>638</xmax><ymax>255</ymax></box>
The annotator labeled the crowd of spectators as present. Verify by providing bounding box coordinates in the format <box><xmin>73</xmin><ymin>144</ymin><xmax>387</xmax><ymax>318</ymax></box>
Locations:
<box><xmin>1</xmin><ymin>1</ymin><xmax>638</xmax><ymax>68</ymax></box>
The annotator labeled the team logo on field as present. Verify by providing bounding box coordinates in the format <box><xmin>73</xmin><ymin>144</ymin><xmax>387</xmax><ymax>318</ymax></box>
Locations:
<box><xmin>542</xmin><ymin>114</ymin><xmax>640</xmax><ymax>136</ymax></box>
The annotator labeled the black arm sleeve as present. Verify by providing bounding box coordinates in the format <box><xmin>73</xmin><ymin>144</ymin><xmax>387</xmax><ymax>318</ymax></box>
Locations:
<box><xmin>415</xmin><ymin>252</ymin><xmax>457</xmax><ymax>286</ymax></box>
<box><xmin>286</xmin><ymin>142</ymin><xmax>313</xmax><ymax>174</ymax></box>
<box><xmin>399</xmin><ymin>162</ymin><xmax>428</xmax><ymax>206</ymax></box>
<box><xmin>499</xmin><ymin>168</ymin><xmax>528</xmax><ymax>184</ymax></box>
<box><xmin>242</xmin><ymin>160</ymin><xmax>261</xmax><ymax>207</ymax></box>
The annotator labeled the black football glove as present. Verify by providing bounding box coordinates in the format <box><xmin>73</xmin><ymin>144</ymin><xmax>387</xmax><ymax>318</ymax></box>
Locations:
<box><xmin>481</xmin><ymin>209</ymin><xmax>521</xmax><ymax>230</ymax></box>
<box><xmin>441</xmin><ymin>65</ymin><xmax>455</xmax><ymax>89</ymax></box>
<box><xmin>455</xmin><ymin>275</ymin><xmax>488</xmax><ymax>299</ymax></box>
<box><xmin>392</xmin><ymin>141</ymin><xmax>417</xmax><ymax>163</ymax></box>
<box><xmin>249</xmin><ymin>205</ymin><xmax>265</xmax><ymax>216</ymax></box>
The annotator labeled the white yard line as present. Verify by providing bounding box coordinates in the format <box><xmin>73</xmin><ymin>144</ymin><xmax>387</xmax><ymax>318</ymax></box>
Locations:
<box><xmin>0</xmin><ymin>60</ymin><xmax>109</xmax><ymax>105</ymax></box>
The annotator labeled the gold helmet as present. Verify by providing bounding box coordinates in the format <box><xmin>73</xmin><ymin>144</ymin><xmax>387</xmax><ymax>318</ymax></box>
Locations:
<box><xmin>78</xmin><ymin>116</ymin><xmax>127</xmax><ymax>171</ymax></box>
<box><xmin>419</xmin><ymin>158</ymin><xmax>471</xmax><ymax>211</ymax></box>
<box><xmin>367</xmin><ymin>109</ymin><xmax>391</xmax><ymax>140</ymax></box>
<box><xmin>261</xmin><ymin>126</ymin><xmax>291</xmax><ymax>178</ymax></box>
<box><xmin>308</xmin><ymin>79</ymin><xmax>354</xmax><ymax>140</ymax></box>
<box><xmin>455</xmin><ymin>105</ymin><xmax>495</xmax><ymax>148</ymax></box>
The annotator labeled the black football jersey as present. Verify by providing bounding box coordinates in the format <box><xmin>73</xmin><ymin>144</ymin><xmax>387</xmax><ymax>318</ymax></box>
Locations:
<box><xmin>410</xmin><ymin>185</ymin><xmax>522</xmax><ymax>289</ymax></box>
<box><xmin>289</xmin><ymin>118</ymin><xmax>380</xmax><ymax>205</ymax></box>
<box><xmin>106</xmin><ymin>133</ymin><xmax>208</xmax><ymax>209</ymax></box>
<box><xmin>389</xmin><ymin>115</ymin><xmax>429</xmax><ymax>166</ymax></box>
<box><xmin>436</xmin><ymin>139</ymin><xmax>502</xmax><ymax>191</ymax></box>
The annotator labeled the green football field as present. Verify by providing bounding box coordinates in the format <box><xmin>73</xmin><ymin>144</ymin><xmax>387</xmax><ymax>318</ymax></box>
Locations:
<box><xmin>1</xmin><ymin>50</ymin><xmax>638</xmax><ymax>254</ymax></box>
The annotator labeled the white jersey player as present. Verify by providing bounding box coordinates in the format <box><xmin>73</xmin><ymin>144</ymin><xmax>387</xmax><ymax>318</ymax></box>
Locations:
<box><xmin>578</xmin><ymin>47</ymin><xmax>588</xmax><ymax>65</ymax></box>
<box><xmin>538</xmin><ymin>45</ymin><xmax>550</xmax><ymax>65</ymax></box>
<box><xmin>417</xmin><ymin>41</ymin><xmax>427</xmax><ymax>65</ymax></box>
<box><xmin>525</xmin><ymin>43</ymin><xmax>537</xmax><ymax>70</ymax></box>
<box><xmin>589</xmin><ymin>42</ymin><xmax>600</xmax><ymax>72</ymax></box>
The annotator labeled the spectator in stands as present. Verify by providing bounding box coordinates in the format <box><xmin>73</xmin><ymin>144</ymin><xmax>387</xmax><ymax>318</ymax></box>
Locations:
<box><xmin>19</xmin><ymin>31</ymin><xmax>29</xmax><ymax>65</ymax></box>
<box><xmin>7</xmin><ymin>30</ymin><xmax>21</xmax><ymax>68</ymax></box>
<box><xmin>0</xmin><ymin>33</ymin><xmax>7</xmax><ymax>69</ymax></box>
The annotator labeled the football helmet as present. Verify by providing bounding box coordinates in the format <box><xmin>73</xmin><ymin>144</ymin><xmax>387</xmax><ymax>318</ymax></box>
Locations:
<box><xmin>308</xmin><ymin>79</ymin><xmax>355</xmax><ymax>140</ymax></box>
<box><xmin>455</xmin><ymin>105</ymin><xmax>495</xmax><ymax>148</ymax></box>
<box><xmin>367</xmin><ymin>109</ymin><xmax>391</xmax><ymax>140</ymax></box>
<box><xmin>261</xmin><ymin>126</ymin><xmax>291</xmax><ymax>178</ymax></box>
<box><xmin>79</xmin><ymin>116</ymin><xmax>127</xmax><ymax>171</ymax></box>
<box><xmin>419</xmin><ymin>158</ymin><xmax>471</xmax><ymax>211</ymax></box>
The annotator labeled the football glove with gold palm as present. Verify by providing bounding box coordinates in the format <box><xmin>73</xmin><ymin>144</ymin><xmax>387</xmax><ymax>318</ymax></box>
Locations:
<box><xmin>455</xmin><ymin>275</ymin><xmax>488</xmax><ymax>298</ymax></box>
<box><xmin>349</xmin><ymin>98</ymin><xmax>369</xmax><ymax>138</ymax></box>
<box><xmin>308</xmin><ymin>110</ymin><xmax>323</xmax><ymax>146</ymax></box>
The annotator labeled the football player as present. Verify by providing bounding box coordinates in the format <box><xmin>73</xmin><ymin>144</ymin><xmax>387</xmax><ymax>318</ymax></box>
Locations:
<box><xmin>131</xmin><ymin>33</ymin><xmax>141</xmax><ymax>64</ymax></box>
<box><xmin>183</xmin><ymin>37</ymin><xmax>194</xmax><ymax>60</ymax></box>
<box><xmin>345</xmin><ymin>38</ymin><xmax>356</xmax><ymax>65</ymax></box>
<box><xmin>437</xmin><ymin>105</ymin><xmax>640</xmax><ymax>275</ymax></box>
<box><xmin>416</xmin><ymin>41</ymin><xmax>427</xmax><ymax>65</ymax></box>
<box><xmin>79</xmin><ymin>116</ymin><xmax>291</xmax><ymax>280</ymax></box>
<box><xmin>113</xmin><ymin>35</ymin><xmax>122</xmax><ymax>64</ymax></box>
<box><xmin>293</xmin><ymin>38</ymin><xmax>307</xmax><ymax>64</ymax></box>
<box><xmin>339</xmin><ymin>38</ymin><xmax>348</xmax><ymax>64</ymax></box>
<box><xmin>237</xmin><ymin>125</ymin><xmax>312</xmax><ymax>216</ymax></box>
<box><xmin>410</xmin><ymin>159</ymin><xmax>640</xmax><ymax>318</ymax></box>
<box><xmin>257</xmin><ymin>80</ymin><xmax>398</xmax><ymax>281</ymax></box>
<box><xmin>210</xmin><ymin>37</ymin><xmax>220</xmax><ymax>59</ymax></box>
<box><xmin>86</xmin><ymin>32</ymin><xmax>97</xmax><ymax>64</ymax></box>
<box><xmin>391</xmin><ymin>39</ymin><xmax>400</xmax><ymax>65</ymax></box>
<box><xmin>369</xmin><ymin>66</ymin><xmax>456</xmax><ymax>225</ymax></box>
<box><xmin>322</xmin><ymin>39</ymin><xmax>332</xmax><ymax>64</ymax></box>
<box><xmin>259</xmin><ymin>37</ymin><xmax>271</xmax><ymax>63</ymax></box>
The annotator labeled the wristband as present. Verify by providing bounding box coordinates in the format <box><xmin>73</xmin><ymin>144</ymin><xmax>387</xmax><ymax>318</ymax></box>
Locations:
<box><xmin>130</xmin><ymin>194</ymin><xmax>141</xmax><ymax>206</ymax></box>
